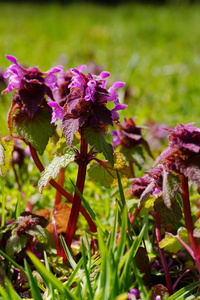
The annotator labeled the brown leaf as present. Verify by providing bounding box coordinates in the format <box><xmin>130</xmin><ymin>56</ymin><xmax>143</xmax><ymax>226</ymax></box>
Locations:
<box><xmin>46</xmin><ymin>203</ymin><xmax>71</xmax><ymax>234</ymax></box>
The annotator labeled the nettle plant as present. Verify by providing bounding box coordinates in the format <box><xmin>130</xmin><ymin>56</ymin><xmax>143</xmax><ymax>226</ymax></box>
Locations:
<box><xmin>1</xmin><ymin>55</ymin><xmax>200</xmax><ymax>298</ymax></box>
<box><xmin>0</xmin><ymin>55</ymin><xmax>127</xmax><ymax>255</ymax></box>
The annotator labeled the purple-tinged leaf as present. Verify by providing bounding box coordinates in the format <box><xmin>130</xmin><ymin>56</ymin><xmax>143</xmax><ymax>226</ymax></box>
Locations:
<box><xmin>179</xmin><ymin>155</ymin><xmax>200</xmax><ymax>188</ymax></box>
<box><xmin>62</xmin><ymin>117</ymin><xmax>81</xmax><ymax>147</ymax></box>
<box><xmin>91</xmin><ymin>104</ymin><xmax>113</xmax><ymax>125</ymax></box>
<box><xmin>162</xmin><ymin>169</ymin><xmax>180</xmax><ymax>209</ymax></box>
<box><xmin>154</xmin><ymin>198</ymin><xmax>182</xmax><ymax>223</ymax></box>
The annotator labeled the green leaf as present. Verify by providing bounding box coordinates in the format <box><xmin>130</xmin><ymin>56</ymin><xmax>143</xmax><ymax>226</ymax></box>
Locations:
<box><xmin>24</xmin><ymin>260</ymin><xmax>43</xmax><ymax>300</ymax></box>
<box><xmin>14</xmin><ymin>110</ymin><xmax>53</xmax><ymax>155</ymax></box>
<box><xmin>84</xmin><ymin>126</ymin><xmax>114</xmax><ymax>166</ymax></box>
<box><xmin>0</xmin><ymin>137</ymin><xmax>14</xmax><ymax>177</ymax></box>
<box><xmin>154</xmin><ymin>198</ymin><xmax>182</xmax><ymax>223</ymax></box>
<box><xmin>159</xmin><ymin>228</ymin><xmax>189</xmax><ymax>253</ymax></box>
<box><xmin>121</xmin><ymin>146</ymin><xmax>145</xmax><ymax>169</ymax></box>
<box><xmin>167</xmin><ymin>281</ymin><xmax>200</xmax><ymax>300</ymax></box>
<box><xmin>27</xmin><ymin>251</ymin><xmax>79</xmax><ymax>300</ymax></box>
<box><xmin>38</xmin><ymin>148</ymin><xmax>75</xmax><ymax>192</ymax></box>
<box><xmin>5</xmin><ymin>234</ymin><xmax>27</xmax><ymax>257</ymax></box>
<box><xmin>88</xmin><ymin>152</ymin><xmax>130</xmax><ymax>189</ymax></box>
<box><xmin>27</xmin><ymin>225</ymin><xmax>48</xmax><ymax>243</ymax></box>
<box><xmin>162</xmin><ymin>169</ymin><xmax>180</xmax><ymax>209</ymax></box>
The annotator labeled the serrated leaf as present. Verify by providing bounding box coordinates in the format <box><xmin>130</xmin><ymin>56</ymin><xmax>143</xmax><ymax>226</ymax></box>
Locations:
<box><xmin>159</xmin><ymin>228</ymin><xmax>189</xmax><ymax>253</ymax></box>
<box><xmin>88</xmin><ymin>152</ymin><xmax>130</xmax><ymax>189</ymax></box>
<box><xmin>62</xmin><ymin>116</ymin><xmax>80</xmax><ymax>147</ymax></box>
<box><xmin>0</xmin><ymin>138</ymin><xmax>14</xmax><ymax>177</ymax></box>
<box><xmin>162</xmin><ymin>169</ymin><xmax>180</xmax><ymax>208</ymax></box>
<box><xmin>46</xmin><ymin>203</ymin><xmax>71</xmax><ymax>234</ymax></box>
<box><xmin>154</xmin><ymin>198</ymin><xmax>182</xmax><ymax>223</ymax></box>
<box><xmin>38</xmin><ymin>148</ymin><xmax>75</xmax><ymax>192</ymax></box>
<box><xmin>27</xmin><ymin>225</ymin><xmax>48</xmax><ymax>243</ymax></box>
<box><xmin>14</xmin><ymin>110</ymin><xmax>53</xmax><ymax>155</ymax></box>
<box><xmin>84</xmin><ymin>126</ymin><xmax>114</xmax><ymax>166</ymax></box>
<box><xmin>121</xmin><ymin>146</ymin><xmax>145</xmax><ymax>169</ymax></box>
<box><xmin>6</xmin><ymin>235</ymin><xmax>27</xmax><ymax>257</ymax></box>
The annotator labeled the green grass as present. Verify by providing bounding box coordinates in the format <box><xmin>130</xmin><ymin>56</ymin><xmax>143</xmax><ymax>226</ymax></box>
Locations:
<box><xmin>1</xmin><ymin>2</ymin><xmax>200</xmax><ymax>133</ymax></box>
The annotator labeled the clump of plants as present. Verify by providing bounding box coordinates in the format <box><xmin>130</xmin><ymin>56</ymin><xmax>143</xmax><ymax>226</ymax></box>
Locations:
<box><xmin>0</xmin><ymin>55</ymin><xmax>200</xmax><ymax>299</ymax></box>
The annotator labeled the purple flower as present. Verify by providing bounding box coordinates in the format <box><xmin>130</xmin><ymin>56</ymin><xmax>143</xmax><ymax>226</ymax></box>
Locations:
<box><xmin>2</xmin><ymin>55</ymin><xmax>62</xmax><ymax>118</ymax></box>
<box><xmin>48</xmin><ymin>102</ymin><xmax>65</xmax><ymax>123</ymax></box>
<box><xmin>128</xmin><ymin>288</ymin><xmax>140</xmax><ymax>299</ymax></box>
<box><xmin>49</xmin><ymin>65</ymin><xmax>127</xmax><ymax>146</ymax></box>
<box><xmin>110</xmin><ymin>117</ymin><xmax>144</xmax><ymax>149</ymax></box>
<box><xmin>154</xmin><ymin>123</ymin><xmax>200</xmax><ymax>187</ymax></box>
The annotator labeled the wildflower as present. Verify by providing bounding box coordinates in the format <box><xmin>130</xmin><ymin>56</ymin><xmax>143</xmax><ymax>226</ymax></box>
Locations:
<box><xmin>2</xmin><ymin>55</ymin><xmax>62</xmax><ymax>118</ymax></box>
<box><xmin>128</xmin><ymin>288</ymin><xmax>140</xmax><ymax>299</ymax></box>
<box><xmin>154</xmin><ymin>123</ymin><xmax>200</xmax><ymax>187</ymax></box>
<box><xmin>110</xmin><ymin>117</ymin><xmax>153</xmax><ymax>171</ymax></box>
<box><xmin>111</xmin><ymin>117</ymin><xmax>144</xmax><ymax>150</ymax></box>
<box><xmin>48</xmin><ymin>65</ymin><xmax>127</xmax><ymax>146</ymax></box>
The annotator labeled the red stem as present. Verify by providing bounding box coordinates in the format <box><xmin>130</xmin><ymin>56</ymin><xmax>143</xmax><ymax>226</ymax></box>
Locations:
<box><xmin>180</xmin><ymin>176</ymin><xmax>200</xmax><ymax>275</ymax></box>
<box><xmin>64</xmin><ymin>133</ymin><xmax>88</xmax><ymax>249</ymax></box>
<box><xmin>129</xmin><ymin>161</ymin><xmax>135</xmax><ymax>178</ymax></box>
<box><xmin>29</xmin><ymin>144</ymin><xmax>96</xmax><ymax>233</ymax></box>
<box><xmin>54</xmin><ymin>167</ymin><xmax>65</xmax><ymax>209</ymax></box>
<box><xmin>154</xmin><ymin>212</ymin><xmax>173</xmax><ymax>295</ymax></box>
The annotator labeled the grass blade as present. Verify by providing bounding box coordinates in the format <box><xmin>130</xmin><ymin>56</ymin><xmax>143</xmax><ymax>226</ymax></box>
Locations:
<box><xmin>27</xmin><ymin>251</ymin><xmax>79</xmax><ymax>300</ymax></box>
<box><xmin>70</xmin><ymin>179</ymin><xmax>109</xmax><ymax>236</ymax></box>
<box><xmin>24</xmin><ymin>259</ymin><xmax>43</xmax><ymax>300</ymax></box>
<box><xmin>167</xmin><ymin>281</ymin><xmax>200</xmax><ymax>300</ymax></box>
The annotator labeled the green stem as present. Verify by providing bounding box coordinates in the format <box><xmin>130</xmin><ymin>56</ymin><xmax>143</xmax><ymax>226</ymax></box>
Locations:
<box><xmin>181</xmin><ymin>176</ymin><xmax>200</xmax><ymax>275</ymax></box>
<box><xmin>64</xmin><ymin>132</ymin><xmax>88</xmax><ymax>249</ymax></box>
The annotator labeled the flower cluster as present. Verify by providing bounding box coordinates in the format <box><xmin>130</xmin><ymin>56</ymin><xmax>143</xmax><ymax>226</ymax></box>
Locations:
<box><xmin>48</xmin><ymin>65</ymin><xmax>127</xmax><ymax>146</ymax></box>
<box><xmin>110</xmin><ymin>117</ymin><xmax>145</xmax><ymax>150</ymax></box>
<box><xmin>2</xmin><ymin>55</ymin><xmax>62</xmax><ymax>118</ymax></box>
<box><xmin>154</xmin><ymin>123</ymin><xmax>200</xmax><ymax>187</ymax></box>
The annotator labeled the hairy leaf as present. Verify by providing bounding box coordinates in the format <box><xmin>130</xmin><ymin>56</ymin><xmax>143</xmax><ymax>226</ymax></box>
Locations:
<box><xmin>6</xmin><ymin>235</ymin><xmax>27</xmax><ymax>257</ymax></box>
<box><xmin>154</xmin><ymin>198</ymin><xmax>182</xmax><ymax>223</ymax></box>
<box><xmin>27</xmin><ymin>225</ymin><xmax>48</xmax><ymax>243</ymax></box>
<box><xmin>121</xmin><ymin>146</ymin><xmax>145</xmax><ymax>169</ymax></box>
<box><xmin>14</xmin><ymin>110</ymin><xmax>53</xmax><ymax>155</ymax></box>
<box><xmin>38</xmin><ymin>148</ymin><xmax>75</xmax><ymax>192</ymax></box>
<box><xmin>84</xmin><ymin>126</ymin><xmax>114</xmax><ymax>166</ymax></box>
<box><xmin>0</xmin><ymin>138</ymin><xmax>14</xmax><ymax>177</ymax></box>
<box><xmin>159</xmin><ymin>227</ymin><xmax>189</xmax><ymax>253</ymax></box>
<box><xmin>62</xmin><ymin>117</ymin><xmax>80</xmax><ymax>147</ymax></box>
<box><xmin>88</xmin><ymin>152</ymin><xmax>130</xmax><ymax>189</ymax></box>
<box><xmin>179</xmin><ymin>155</ymin><xmax>200</xmax><ymax>188</ymax></box>
<box><xmin>162</xmin><ymin>169</ymin><xmax>180</xmax><ymax>208</ymax></box>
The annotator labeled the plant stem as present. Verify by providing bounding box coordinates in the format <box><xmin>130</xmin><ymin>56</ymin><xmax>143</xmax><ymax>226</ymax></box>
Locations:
<box><xmin>154</xmin><ymin>213</ymin><xmax>173</xmax><ymax>295</ymax></box>
<box><xmin>129</xmin><ymin>161</ymin><xmax>135</xmax><ymax>178</ymax></box>
<box><xmin>180</xmin><ymin>176</ymin><xmax>200</xmax><ymax>274</ymax></box>
<box><xmin>54</xmin><ymin>167</ymin><xmax>65</xmax><ymax>209</ymax></box>
<box><xmin>64</xmin><ymin>132</ymin><xmax>88</xmax><ymax>249</ymax></box>
<box><xmin>29</xmin><ymin>144</ymin><xmax>96</xmax><ymax>233</ymax></box>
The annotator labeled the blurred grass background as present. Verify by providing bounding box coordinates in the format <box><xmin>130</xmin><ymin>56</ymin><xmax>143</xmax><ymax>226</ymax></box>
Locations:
<box><xmin>1</xmin><ymin>2</ymin><xmax>200</xmax><ymax>135</ymax></box>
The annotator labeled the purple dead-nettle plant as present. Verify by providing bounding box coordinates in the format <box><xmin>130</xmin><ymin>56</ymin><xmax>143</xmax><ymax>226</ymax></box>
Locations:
<box><xmin>1</xmin><ymin>56</ymin><xmax>127</xmax><ymax>255</ymax></box>
<box><xmin>110</xmin><ymin>117</ymin><xmax>153</xmax><ymax>177</ymax></box>
<box><xmin>153</xmin><ymin>122</ymin><xmax>200</xmax><ymax>277</ymax></box>
<box><xmin>47</xmin><ymin>65</ymin><xmax>127</xmax><ymax>250</ymax></box>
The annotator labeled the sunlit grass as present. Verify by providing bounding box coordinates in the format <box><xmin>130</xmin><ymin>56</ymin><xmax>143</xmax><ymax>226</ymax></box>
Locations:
<box><xmin>1</xmin><ymin>2</ymin><xmax>200</xmax><ymax>134</ymax></box>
